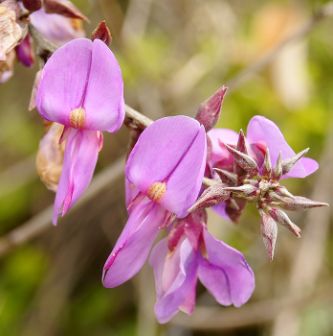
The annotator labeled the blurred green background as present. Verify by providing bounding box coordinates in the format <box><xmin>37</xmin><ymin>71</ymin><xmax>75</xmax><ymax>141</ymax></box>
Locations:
<box><xmin>0</xmin><ymin>0</ymin><xmax>332</xmax><ymax>335</ymax></box>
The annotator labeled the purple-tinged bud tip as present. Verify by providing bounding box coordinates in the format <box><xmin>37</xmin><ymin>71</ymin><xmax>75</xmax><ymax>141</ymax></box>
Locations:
<box><xmin>272</xmin><ymin>196</ymin><xmax>329</xmax><ymax>211</ymax></box>
<box><xmin>268</xmin><ymin>208</ymin><xmax>301</xmax><ymax>238</ymax></box>
<box><xmin>259</xmin><ymin>209</ymin><xmax>278</xmax><ymax>261</ymax></box>
<box><xmin>281</xmin><ymin>148</ymin><xmax>309</xmax><ymax>176</ymax></box>
<box><xmin>22</xmin><ymin>0</ymin><xmax>42</xmax><ymax>12</ymax></box>
<box><xmin>16</xmin><ymin>34</ymin><xmax>35</xmax><ymax>67</ymax></box>
<box><xmin>223</xmin><ymin>184</ymin><xmax>259</xmax><ymax>198</ymax></box>
<box><xmin>262</xmin><ymin>147</ymin><xmax>272</xmax><ymax>178</ymax></box>
<box><xmin>92</xmin><ymin>21</ymin><xmax>112</xmax><ymax>46</ymax></box>
<box><xmin>225</xmin><ymin>144</ymin><xmax>258</xmax><ymax>174</ymax></box>
<box><xmin>236</xmin><ymin>129</ymin><xmax>248</xmax><ymax>154</ymax></box>
<box><xmin>213</xmin><ymin>168</ymin><xmax>238</xmax><ymax>185</ymax></box>
<box><xmin>188</xmin><ymin>183</ymin><xmax>230</xmax><ymax>212</ymax></box>
<box><xmin>43</xmin><ymin>0</ymin><xmax>88</xmax><ymax>21</ymax></box>
<box><xmin>195</xmin><ymin>86</ymin><xmax>227</xmax><ymax>131</ymax></box>
<box><xmin>272</xmin><ymin>152</ymin><xmax>283</xmax><ymax>180</ymax></box>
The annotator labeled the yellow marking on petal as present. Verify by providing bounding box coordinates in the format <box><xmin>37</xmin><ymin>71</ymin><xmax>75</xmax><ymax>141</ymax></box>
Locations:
<box><xmin>147</xmin><ymin>182</ymin><xmax>166</xmax><ymax>202</ymax></box>
<box><xmin>70</xmin><ymin>107</ymin><xmax>85</xmax><ymax>128</ymax></box>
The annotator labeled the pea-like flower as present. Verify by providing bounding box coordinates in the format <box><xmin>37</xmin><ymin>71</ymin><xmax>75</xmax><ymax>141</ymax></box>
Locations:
<box><xmin>150</xmin><ymin>210</ymin><xmax>255</xmax><ymax>323</ymax></box>
<box><xmin>208</xmin><ymin>115</ymin><xmax>318</xmax><ymax>178</ymax></box>
<box><xmin>36</xmin><ymin>38</ymin><xmax>124</xmax><ymax>224</ymax></box>
<box><xmin>102</xmin><ymin>116</ymin><xmax>207</xmax><ymax>288</ymax></box>
<box><xmin>207</xmin><ymin>115</ymin><xmax>319</xmax><ymax>221</ymax></box>
<box><xmin>196</xmin><ymin>115</ymin><xmax>326</xmax><ymax>259</ymax></box>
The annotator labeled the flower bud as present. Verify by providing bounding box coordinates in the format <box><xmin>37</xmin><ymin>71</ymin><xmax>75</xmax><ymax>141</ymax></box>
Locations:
<box><xmin>188</xmin><ymin>183</ymin><xmax>230</xmax><ymax>212</ymax></box>
<box><xmin>225</xmin><ymin>144</ymin><xmax>258</xmax><ymax>174</ymax></box>
<box><xmin>22</xmin><ymin>0</ymin><xmax>42</xmax><ymax>12</ymax></box>
<box><xmin>43</xmin><ymin>0</ymin><xmax>88</xmax><ymax>20</ymax></box>
<box><xmin>281</xmin><ymin>148</ymin><xmax>309</xmax><ymax>175</ymax></box>
<box><xmin>36</xmin><ymin>123</ymin><xmax>65</xmax><ymax>192</ymax></box>
<box><xmin>272</xmin><ymin>152</ymin><xmax>283</xmax><ymax>180</ymax></box>
<box><xmin>214</xmin><ymin>168</ymin><xmax>238</xmax><ymax>185</ymax></box>
<box><xmin>16</xmin><ymin>34</ymin><xmax>35</xmax><ymax>67</ymax></box>
<box><xmin>223</xmin><ymin>184</ymin><xmax>259</xmax><ymax>198</ymax></box>
<box><xmin>268</xmin><ymin>208</ymin><xmax>301</xmax><ymax>237</ymax></box>
<box><xmin>92</xmin><ymin>20</ymin><xmax>112</xmax><ymax>46</ymax></box>
<box><xmin>259</xmin><ymin>209</ymin><xmax>278</xmax><ymax>260</ymax></box>
<box><xmin>195</xmin><ymin>86</ymin><xmax>227</xmax><ymax>131</ymax></box>
<box><xmin>272</xmin><ymin>196</ymin><xmax>329</xmax><ymax>211</ymax></box>
<box><xmin>236</xmin><ymin>129</ymin><xmax>248</xmax><ymax>154</ymax></box>
<box><xmin>262</xmin><ymin>147</ymin><xmax>272</xmax><ymax>178</ymax></box>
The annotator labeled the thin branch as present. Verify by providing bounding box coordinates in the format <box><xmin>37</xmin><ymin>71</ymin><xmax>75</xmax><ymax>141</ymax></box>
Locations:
<box><xmin>0</xmin><ymin>157</ymin><xmax>125</xmax><ymax>257</ymax></box>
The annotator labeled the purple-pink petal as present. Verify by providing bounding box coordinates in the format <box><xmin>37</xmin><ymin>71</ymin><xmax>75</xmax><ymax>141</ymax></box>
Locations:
<box><xmin>53</xmin><ymin>128</ymin><xmax>101</xmax><ymax>224</ymax></box>
<box><xmin>15</xmin><ymin>34</ymin><xmax>34</xmax><ymax>67</ymax></box>
<box><xmin>198</xmin><ymin>229</ymin><xmax>255</xmax><ymax>307</ymax></box>
<box><xmin>208</xmin><ymin>128</ymin><xmax>238</xmax><ymax>166</ymax></box>
<box><xmin>126</xmin><ymin>116</ymin><xmax>207</xmax><ymax>217</ymax></box>
<box><xmin>161</xmin><ymin>125</ymin><xmax>206</xmax><ymax>217</ymax></box>
<box><xmin>36</xmin><ymin>38</ymin><xmax>124</xmax><ymax>132</ymax></box>
<box><xmin>212</xmin><ymin>202</ymin><xmax>229</xmax><ymax>220</ymax></box>
<box><xmin>247</xmin><ymin>116</ymin><xmax>318</xmax><ymax>178</ymax></box>
<box><xmin>103</xmin><ymin>201</ymin><xmax>167</xmax><ymax>288</ymax></box>
<box><xmin>150</xmin><ymin>238</ymin><xmax>198</xmax><ymax>323</ymax></box>
<box><xmin>83</xmin><ymin>39</ymin><xmax>125</xmax><ymax>132</ymax></box>
<box><xmin>30</xmin><ymin>9</ymin><xmax>84</xmax><ymax>46</ymax></box>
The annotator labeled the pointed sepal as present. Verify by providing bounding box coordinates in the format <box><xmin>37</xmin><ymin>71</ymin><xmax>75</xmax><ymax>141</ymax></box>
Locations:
<box><xmin>213</xmin><ymin>168</ymin><xmax>237</xmax><ymax>185</ymax></box>
<box><xmin>268</xmin><ymin>208</ymin><xmax>301</xmax><ymax>237</ymax></box>
<box><xmin>91</xmin><ymin>20</ymin><xmax>112</xmax><ymax>46</ymax></box>
<box><xmin>43</xmin><ymin>0</ymin><xmax>88</xmax><ymax>21</ymax></box>
<box><xmin>195</xmin><ymin>86</ymin><xmax>227</xmax><ymax>131</ymax></box>
<box><xmin>188</xmin><ymin>183</ymin><xmax>230</xmax><ymax>212</ymax></box>
<box><xmin>259</xmin><ymin>209</ymin><xmax>278</xmax><ymax>260</ymax></box>
<box><xmin>281</xmin><ymin>148</ymin><xmax>309</xmax><ymax>175</ymax></box>
<box><xmin>262</xmin><ymin>147</ymin><xmax>272</xmax><ymax>178</ymax></box>
<box><xmin>225</xmin><ymin>144</ymin><xmax>258</xmax><ymax>174</ymax></box>
<box><xmin>272</xmin><ymin>196</ymin><xmax>329</xmax><ymax>211</ymax></box>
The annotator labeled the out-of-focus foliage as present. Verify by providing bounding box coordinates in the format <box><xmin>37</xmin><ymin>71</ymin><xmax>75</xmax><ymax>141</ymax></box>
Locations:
<box><xmin>0</xmin><ymin>0</ymin><xmax>332</xmax><ymax>335</ymax></box>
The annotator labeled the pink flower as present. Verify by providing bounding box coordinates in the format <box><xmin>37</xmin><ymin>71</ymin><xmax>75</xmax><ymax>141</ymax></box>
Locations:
<box><xmin>208</xmin><ymin>115</ymin><xmax>319</xmax><ymax>221</ymax></box>
<box><xmin>208</xmin><ymin>115</ymin><xmax>318</xmax><ymax>179</ymax></box>
<box><xmin>16</xmin><ymin>34</ymin><xmax>35</xmax><ymax>67</ymax></box>
<box><xmin>30</xmin><ymin>5</ymin><xmax>85</xmax><ymax>46</ymax></box>
<box><xmin>150</xmin><ymin>211</ymin><xmax>255</xmax><ymax>323</ymax></box>
<box><xmin>102</xmin><ymin>116</ymin><xmax>207</xmax><ymax>287</ymax></box>
<box><xmin>36</xmin><ymin>38</ymin><xmax>124</xmax><ymax>224</ymax></box>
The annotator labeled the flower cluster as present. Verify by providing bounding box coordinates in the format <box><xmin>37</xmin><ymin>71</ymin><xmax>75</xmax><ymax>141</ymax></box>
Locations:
<box><xmin>1</xmin><ymin>10</ymin><xmax>328</xmax><ymax>323</ymax></box>
<box><xmin>192</xmin><ymin>115</ymin><xmax>326</xmax><ymax>260</ymax></box>
<box><xmin>0</xmin><ymin>0</ymin><xmax>85</xmax><ymax>82</ymax></box>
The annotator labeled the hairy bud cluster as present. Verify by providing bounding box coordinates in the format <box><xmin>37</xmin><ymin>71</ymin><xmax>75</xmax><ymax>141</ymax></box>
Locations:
<box><xmin>192</xmin><ymin>130</ymin><xmax>328</xmax><ymax>259</ymax></box>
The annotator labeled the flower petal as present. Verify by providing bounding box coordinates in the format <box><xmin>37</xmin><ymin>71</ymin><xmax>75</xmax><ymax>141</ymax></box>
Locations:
<box><xmin>150</xmin><ymin>238</ymin><xmax>198</xmax><ymax>323</ymax></box>
<box><xmin>83</xmin><ymin>39</ymin><xmax>125</xmax><ymax>132</ymax></box>
<box><xmin>208</xmin><ymin>128</ymin><xmax>238</xmax><ymax>159</ymax></box>
<box><xmin>103</xmin><ymin>202</ymin><xmax>166</xmax><ymax>288</ymax></box>
<box><xmin>36</xmin><ymin>38</ymin><xmax>92</xmax><ymax>125</ymax></box>
<box><xmin>247</xmin><ymin>116</ymin><xmax>318</xmax><ymax>178</ymax></box>
<box><xmin>198</xmin><ymin>229</ymin><xmax>255</xmax><ymax>307</ymax></box>
<box><xmin>161</xmin><ymin>125</ymin><xmax>207</xmax><ymax>217</ymax></box>
<box><xmin>53</xmin><ymin>128</ymin><xmax>100</xmax><ymax>224</ymax></box>
<box><xmin>30</xmin><ymin>9</ymin><xmax>84</xmax><ymax>46</ymax></box>
<box><xmin>212</xmin><ymin>202</ymin><xmax>229</xmax><ymax>220</ymax></box>
<box><xmin>36</xmin><ymin>38</ymin><xmax>124</xmax><ymax>132</ymax></box>
<box><xmin>126</xmin><ymin>116</ymin><xmax>207</xmax><ymax>216</ymax></box>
